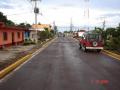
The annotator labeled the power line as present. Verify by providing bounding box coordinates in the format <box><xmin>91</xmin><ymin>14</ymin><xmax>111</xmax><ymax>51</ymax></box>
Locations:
<box><xmin>26</xmin><ymin>0</ymin><xmax>35</xmax><ymax>9</ymax></box>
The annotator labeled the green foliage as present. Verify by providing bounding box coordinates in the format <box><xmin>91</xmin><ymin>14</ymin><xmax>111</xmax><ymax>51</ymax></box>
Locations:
<box><xmin>23</xmin><ymin>39</ymin><xmax>35</xmax><ymax>45</ymax></box>
<box><xmin>106</xmin><ymin>28</ymin><xmax>117</xmax><ymax>37</ymax></box>
<box><xmin>26</xmin><ymin>24</ymin><xmax>31</xmax><ymax>28</ymax></box>
<box><xmin>93</xmin><ymin>25</ymin><xmax>120</xmax><ymax>52</ymax></box>
<box><xmin>38</xmin><ymin>31</ymin><xmax>48</xmax><ymax>41</ymax></box>
<box><xmin>105</xmin><ymin>37</ymin><xmax>120</xmax><ymax>50</ymax></box>
<box><xmin>116</xmin><ymin>25</ymin><xmax>120</xmax><ymax>37</ymax></box>
<box><xmin>92</xmin><ymin>27</ymin><xmax>106</xmax><ymax>39</ymax></box>
<box><xmin>102</xmin><ymin>26</ymin><xmax>120</xmax><ymax>51</ymax></box>
<box><xmin>0</xmin><ymin>11</ymin><xmax>31</xmax><ymax>27</ymax></box>
<box><xmin>64</xmin><ymin>31</ymin><xmax>68</xmax><ymax>33</ymax></box>
<box><xmin>38</xmin><ymin>22</ymin><xmax>41</xmax><ymax>25</ymax></box>
<box><xmin>50</xmin><ymin>30</ymin><xmax>54</xmax><ymax>34</ymax></box>
<box><xmin>38</xmin><ymin>30</ymin><xmax>55</xmax><ymax>41</ymax></box>
<box><xmin>6</xmin><ymin>20</ymin><xmax>15</xmax><ymax>26</ymax></box>
<box><xmin>44</xmin><ymin>27</ymin><xmax>49</xmax><ymax>31</ymax></box>
<box><xmin>54</xmin><ymin>26</ymin><xmax>58</xmax><ymax>34</ymax></box>
<box><xmin>0</xmin><ymin>12</ymin><xmax>15</xmax><ymax>26</ymax></box>
<box><xmin>0</xmin><ymin>12</ymin><xmax>7</xmax><ymax>22</ymax></box>
<box><xmin>17</xmin><ymin>23</ymin><xmax>31</xmax><ymax>28</ymax></box>
<box><xmin>93</xmin><ymin>27</ymin><xmax>103</xmax><ymax>34</ymax></box>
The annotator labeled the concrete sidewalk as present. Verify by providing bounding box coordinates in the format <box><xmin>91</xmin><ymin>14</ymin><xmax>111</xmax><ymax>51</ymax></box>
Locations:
<box><xmin>0</xmin><ymin>45</ymin><xmax>36</xmax><ymax>70</ymax></box>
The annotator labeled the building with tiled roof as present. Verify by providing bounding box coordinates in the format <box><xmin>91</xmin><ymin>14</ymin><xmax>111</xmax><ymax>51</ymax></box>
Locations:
<box><xmin>30</xmin><ymin>24</ymin><xmax>52</xmax><ymax>32</ymax></box>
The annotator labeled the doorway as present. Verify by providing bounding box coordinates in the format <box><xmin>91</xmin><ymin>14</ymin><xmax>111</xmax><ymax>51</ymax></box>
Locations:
<box><xmin>12</xmin><ymin>32</ymin><xmax>14</xmax><ymax>45</ymax></box>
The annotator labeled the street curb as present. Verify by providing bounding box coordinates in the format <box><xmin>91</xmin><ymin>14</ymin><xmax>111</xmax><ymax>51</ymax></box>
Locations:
<box><xmin>0</xmin><ymin>54</ymin><xmax>31</xmax><ymax>79</ymax></box>
<box><xmin>0</xmin><ymin>37</ymin><xmax>57</xmax><ymax>79</ymax></box>
<box><xmin>102</xmin><ymin>50</ymin><xmax>120</xmax><ymax>61</ymax></box>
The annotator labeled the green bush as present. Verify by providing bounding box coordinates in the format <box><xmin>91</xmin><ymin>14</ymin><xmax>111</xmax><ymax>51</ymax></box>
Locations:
<box><xmin>105</xmin><ymin>37</ymin><xmax>120</xmax><ymax>51</ymax></box>
<box><xmin>38</xmin><ymin>30</ymin><xmax>55</xmax><ymax>41</ymax></box>
<box><xmin>23</xmin><ymin>39</ymin><xmax>36</xmax><ymax>45</ymax></box>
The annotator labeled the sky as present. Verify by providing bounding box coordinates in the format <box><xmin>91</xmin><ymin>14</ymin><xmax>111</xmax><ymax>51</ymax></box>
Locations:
<box><xmin>0</xmin><ymin>0</ymin><xmax>120</xmax><ymax>31</ymax></box>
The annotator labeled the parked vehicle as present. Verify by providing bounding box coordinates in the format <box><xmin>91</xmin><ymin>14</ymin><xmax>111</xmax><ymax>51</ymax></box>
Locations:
<box><xmin>79</xmin><ymin>32</ymin><xmax>104</xmax><ymax>52</ymax></box>
<box><xmin>73</xmin><ymin>30</ymin><xmax>86</xmax><ymax>38</ymax></box>
<box><xmin>77</xmin><ymin>30</ymin><xmax>86</xmax><ymax>37</ymax></box>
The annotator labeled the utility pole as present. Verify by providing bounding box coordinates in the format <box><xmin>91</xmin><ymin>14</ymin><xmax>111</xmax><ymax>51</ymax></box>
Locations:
<box><xmin>70</xmin><ymin>18</ymin><xmax>74</xmax><ymax>37</ymax></box>
<box><xmin>53</xmin><ymin>21</ymin><xmax>57</xmax><ymax>35</ymax></box>
<box><xmin>103</xmin><ymin>19</ymin><xmax>106</xmax><ymax>31</ymax></box>
<box><xmin>31</xmin><ymin>0</ymin><xmax>41</xmax><ymax>43</ymax></box>
<box><xmin>84</xmin><ymin>0</ymin><xmax>90</xmax><ymax>31</ymax></box>
<box><xmin>70</xmin><ymin>18</ymin><xmax>73</xmax><ymax>32</ymax></box>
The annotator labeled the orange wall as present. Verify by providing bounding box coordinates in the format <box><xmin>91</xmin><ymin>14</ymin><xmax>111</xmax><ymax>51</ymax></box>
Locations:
<box><xmin>0</xmin><ymin>29</ymin><xmax>24</xmax><ymax>46</ymax></box>
<box><xmin>0</xmin><ymin>31</ymin><xmax>2</xmax><ymax>45</ymax></box>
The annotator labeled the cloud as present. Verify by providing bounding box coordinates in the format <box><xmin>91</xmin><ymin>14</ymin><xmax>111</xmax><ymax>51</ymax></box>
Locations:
<box><xmin>0</xmin><ymin>0</ymin><xmax>14</xmax><ymax>9</ymax></box>
<box><xmin>42</xmin><ymin>0</ymin><xmax>120</xmax><ymax>11</ymax></box>
<box><xmin>0</xmin><ymin>0</ymin><xmax>10</xmax><ymax>3</ymax></box>
<box><xmin>101</xmin><ymin>13</ymin><xmax>120</xmax><ymax>18</ymax></box>
<box><xmin>0</xmin><ymin>3</ymin><xmax>14</xmax><ymax>9</ymax></box>
<box><xmin>94</xmin><ymin>12</ymin><xmax>120</xmax><ymax>28</ymax></box>
<box><xmin>0</xmin><ymin>0</ymin><xmax>120</xmax><ymax>28</ymax></box>
<box><xmin>96</xmin><ymin>12</ymin><xmax>120</xmax><ymax>20</ymax></box>
<box><xmin>60</xmin><ymin>4</ymin><xmax>76</xmax><ymax>7</ymax></box>
<box><xmin>90</xmin><ymin>0</ymin><xmax>120</xmax><ymax>10</ymax></box>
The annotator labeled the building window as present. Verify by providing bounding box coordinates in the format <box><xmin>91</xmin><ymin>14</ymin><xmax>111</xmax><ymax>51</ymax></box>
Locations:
<box><xmin>17</xmin><ymin>32</ymin><xmax>20</xmax><ymax>38</ymax></box>
<box><xmin>3</xmin><ymin>32</ymin><xmax>8</xmax><ymax>41</ymax></box>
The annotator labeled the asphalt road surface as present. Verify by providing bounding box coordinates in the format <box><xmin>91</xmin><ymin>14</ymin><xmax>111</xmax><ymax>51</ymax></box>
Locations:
<box><xmin>0</xmin><ymin>37</ymin><xmax>120</xmax><ymax>90</ymax></box>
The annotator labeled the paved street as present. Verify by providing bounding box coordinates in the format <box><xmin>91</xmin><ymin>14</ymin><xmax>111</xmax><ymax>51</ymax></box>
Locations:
<box><xmin>0</xmin><ymin>37</ymin><xmax>120</xmax><ymax>90</ymax></box>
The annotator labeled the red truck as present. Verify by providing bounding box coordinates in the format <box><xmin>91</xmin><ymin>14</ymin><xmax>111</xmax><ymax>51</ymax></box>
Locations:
<box><xmin>79</xmin><ymin>32</ymin><xmax>104</xmax><ymax>52</ymax></box>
